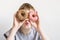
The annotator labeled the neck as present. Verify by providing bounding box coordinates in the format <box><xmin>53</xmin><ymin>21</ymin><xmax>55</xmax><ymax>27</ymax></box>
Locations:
<box><xmin>20</xmin><ymin>28</ymin><xmax>31</xmax><ymax>35</ymax></box>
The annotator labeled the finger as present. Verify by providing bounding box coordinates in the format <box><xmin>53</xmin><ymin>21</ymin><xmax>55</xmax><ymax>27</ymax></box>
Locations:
<box><xmin>30</xmin><ymin>20</ymin><xmax>36</xmax><ymax>27</ymax></box>
<box><xmin>30</xmin><ymin>20</ymin><xmax>33</xmax><ymax>25</ymax></box>
<box><xmin>18</xmin><ymin>20</ymin><xmax>25</xmax><ymax>27</ymax></box>
<box><xmin>13</xmin><ymin>15</ymin><xmax>15</xmax><ymax>26</ymax></box>
<box><xmin>14</xmin><ymin>16</ymin><xmax>20</xmax><ymax>27</ymax></box>
<box><xmin>30</xmin><ymin>20</ymin><xmax>39</xmax><ymax>30</ymax></box>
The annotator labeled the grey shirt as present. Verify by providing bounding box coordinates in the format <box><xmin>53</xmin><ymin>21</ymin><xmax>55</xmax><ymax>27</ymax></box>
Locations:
<box><xmin>4</xmin><ymin>27</ymin><xmax>41</xmax><ymax>40</ymax></box>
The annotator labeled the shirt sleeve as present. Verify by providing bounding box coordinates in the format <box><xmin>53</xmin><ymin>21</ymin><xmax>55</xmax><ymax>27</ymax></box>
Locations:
<box><xmin>33</xmin><ymin>31</ymin><xmax>42</xmax><ymax>40</ymax></box>
<box><xmin>4</xmin><ymin>33</ymin><xmax>7</xmax><ymax>38</ymax></box>
<box><xmin>4</xmin><ymin>30</ymin><xmax>10</xmax><ymax>38</ymax></box>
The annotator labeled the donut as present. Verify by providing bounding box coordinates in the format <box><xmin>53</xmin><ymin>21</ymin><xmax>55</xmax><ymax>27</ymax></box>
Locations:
<box><xmin>29</xmin><ymin>10</ymin><xmax>38</xmax><ymax>22</ymax></box>
<box><xmin>16</xmin><ymin>9</ymin><xmax>28</xmax><ymax>21</ymax></box>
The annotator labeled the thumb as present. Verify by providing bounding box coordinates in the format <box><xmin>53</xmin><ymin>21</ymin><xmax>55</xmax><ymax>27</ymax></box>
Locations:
<box><xmin>18</xmin><ymin>20</ymin><xmax>25</xmax><ymax>27</ymax></box>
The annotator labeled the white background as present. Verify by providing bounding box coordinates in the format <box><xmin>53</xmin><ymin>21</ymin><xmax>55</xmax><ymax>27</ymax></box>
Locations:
<box><xmin>0</xmin><ymin>0</ymin><xmax>60</xmax><ymax>40</ymax></box>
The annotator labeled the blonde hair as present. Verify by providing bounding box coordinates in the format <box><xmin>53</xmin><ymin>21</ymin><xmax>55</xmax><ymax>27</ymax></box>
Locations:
<box><xmin>15</xmin><ymin>3</ymin><xmax>35</xmax><ymax>22</ymax></box>
<box><xmin>19</xmin><ymin>3</ymin><xmax>35</xmax><ymax>10</ymax></box>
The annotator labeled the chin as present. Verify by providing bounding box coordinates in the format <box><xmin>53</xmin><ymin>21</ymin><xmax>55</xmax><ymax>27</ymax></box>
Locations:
<box><xmin>22</xmin><ymin>24</ymin><xmax>31</xmax><ymax>30</ymax></box>
<box><xmin>25</xmin><ymin>25</ymin><xmax>31</xmax><ymax>29</ymax></box>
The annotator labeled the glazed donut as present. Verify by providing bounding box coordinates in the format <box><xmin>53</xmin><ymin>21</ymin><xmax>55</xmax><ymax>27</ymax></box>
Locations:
<box><xmin>29</xmin><ymin>10</ymin><xmax>38</xmax><ymax>22</ymax></box>
<box><xmin>16</xmin><ymin>9</ymin><xmax>28</xmax><ymax>21</ymax></box>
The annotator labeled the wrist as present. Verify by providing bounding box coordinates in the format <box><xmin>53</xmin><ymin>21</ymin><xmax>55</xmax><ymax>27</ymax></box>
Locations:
<box><xmin>10</xmin><ymin>26</ymin><xmax>19</xmax><ymax>36</ymax></box>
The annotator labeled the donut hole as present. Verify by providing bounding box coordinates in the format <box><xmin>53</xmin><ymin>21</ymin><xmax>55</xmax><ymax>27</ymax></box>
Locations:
<box><xmin>32</xmin><ymin>15</ymin><xmax>35</xmax><ymax>17</ymax></box>
<box><xmin>21</xmin><ymin>12</ymin><xmax>25</xmax><ymax>17</ymax></box>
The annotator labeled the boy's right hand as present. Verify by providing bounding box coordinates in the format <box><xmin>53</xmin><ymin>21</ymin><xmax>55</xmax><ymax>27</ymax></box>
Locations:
<box><xmin>6</xmin><ymin>15</ymin><xmax>25</xmax><ymax>40</ymax></box>
<box><xmin>13</xmin><ymin>15</ymin><xmax>25</xmax><ymax>31</ymax></box>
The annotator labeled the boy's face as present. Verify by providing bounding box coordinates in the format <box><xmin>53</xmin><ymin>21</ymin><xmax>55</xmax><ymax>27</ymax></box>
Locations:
<box><xmin>21</xmin><ymin>9</ymin><xmax>32</xmax><ymax>30</ymax></box>
<box><xmin>22</xmin><ymin>19</ymin><xmax>31</xmax><ymax>30</ymax></box>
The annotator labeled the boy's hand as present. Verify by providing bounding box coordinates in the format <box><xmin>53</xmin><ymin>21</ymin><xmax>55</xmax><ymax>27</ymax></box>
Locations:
<box><xmin>30</xmin><ymin>14</ymin><xmax>40</xmax><ymax>32</ymax></box>
<box><xmin>13</xmin><ymin>15</ymin><xmax>25</xmax><ymax>31</ymax></box>
<box><xmin>6</xmin><ymin>15</ymin><xmax>25</xmax><ymax>40</ymax></box>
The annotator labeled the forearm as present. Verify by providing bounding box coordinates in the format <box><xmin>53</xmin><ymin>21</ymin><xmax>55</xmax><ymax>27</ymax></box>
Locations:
<box><xmin>7</xmin><ymin>26</ymin><xmax>18</xmax><ymax>40</ymax></box>
<box><xmin>38</xmin><ymin>26</ymin><xmax>49</xmax><ymax>40</ymax></box>
<box><xmin>38</xmin><ymin>28</ymin><xmax>47</xmax><ymax>40</ymax></box>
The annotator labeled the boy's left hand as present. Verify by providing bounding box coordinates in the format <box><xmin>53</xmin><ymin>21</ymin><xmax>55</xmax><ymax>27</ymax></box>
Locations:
<box><xmin>30</xmin><ymin>15</ymin><xmax>40</xmax><ymax>32</ymax></box>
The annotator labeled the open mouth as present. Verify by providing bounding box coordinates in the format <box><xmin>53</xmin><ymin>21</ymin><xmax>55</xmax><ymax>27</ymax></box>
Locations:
<box><xmin>25</xmin><ymin>22</ymin><xmax>28</xmax><ymax>25</ymax></box>
<box><xmin>25</xmin><ymin>21</ymin><xmax>29</xmax><ymax>25</ymax></box>
<box><xmin>25</xmin><ymin>20</ymin><xmax>30</xmax><ymax>25</ymax></box>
